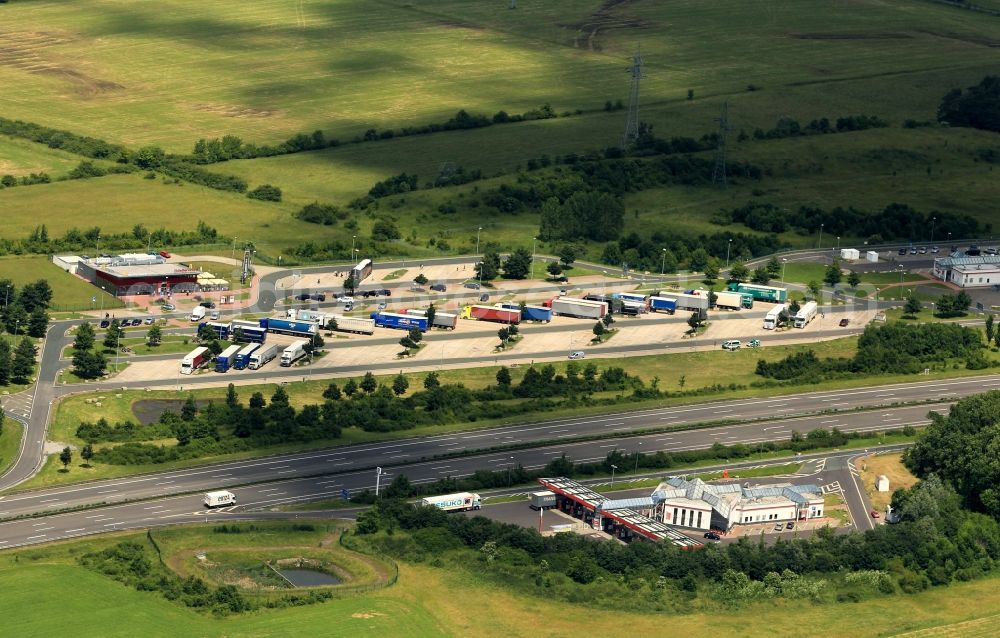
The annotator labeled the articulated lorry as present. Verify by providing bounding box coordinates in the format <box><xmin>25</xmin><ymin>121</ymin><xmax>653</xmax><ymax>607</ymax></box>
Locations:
<box><xmin>461</xmin><ymin>305</ymin><xmax>521</xmax><ymax>324</ymax></box>
<box><xmin>498</xmin><ymin>302</ymin><xmax>552</xmax><ymax>322</ymax></box>
<box><xmin>370</xmin><ymin>311</ymin><xmax>428</xmax><ymax>331</ymax></box>
<box><xmin>280</xmin><ymin>340</ymin><xmax>308</xmax><ymax>366</ymax></box>
<box><xmin>612</xmin><ymin>292</ymin><xmax>649</xmax><ymax>310</ymax></box>
<box><xmin>673</xmin><ymin>291</ymin><xmax>710</xmax><ymax>311</ymax></box>
<box><xmin>229</xmin><ymin>319</ymin><xmax>266</xmax><ymax>343</ymax></box>
<box><xmin>793</xmin><ymin>301</ymin><xmax>818</xmax><ymax>328</ymax></box>
<box><xmin>325</xmin><ymin>314</ymin><xmax>376</xmax><ymax>335</ymax></box>
<box><xmin>649</xmin><ymin>296</ymin><xmax>678</xmax><ymax>314</ymax></box>
<box><xmin>714</xmin><ymin>291</ymin><xmax>754</xmax><ymax>310</ymax></box>
<box><xmin>763</xmin><ymin>304</ymin><xmax>787</xmax><ymax>330</ymax></box>
<box><xmin>215</xmin><ymin>344</ymin><xmax>242</xmax><ymax>372</ymax></box>
<box><xmin>180</xmin><ymin>346</ymin><xmax>209</xmax><ymax>375</ymax></box>
<box><xmin>727</xmin><ymin>282</ymin><xmax>788</xmax><ymax>303</ymax></box>
<box><xmin>404</xmin><ymin>308</ymin><xmax>459</xmax><ymax>329</ymax></box>
<box><xmin>260</xmin><ymin>317</ymin><xmax>318</xmax><ymax>339</ymax></box>
<box><xmin>420</xmin><ymin>492</ymin><xmax>482</xmax><ymax>512</ymax></box>
<box><xmin>232</xmin><ymin>342</ymin><xmax>259</xmax><ymax>370</ymax></box>
<box><xmin>248</xmin><ymin>343</ymin><xmax>280</xmax><ymax>369</ymax></box>
<box><xmin>529</xmin><ymin>491</ymin><xmax>557</xmax><ymax>510</ymax></box>
<box><xmin>547</xmin><ymin>297</ymin><xmax>607</xmax><ymax>319</ymax></box>
<box><xmin>198</xmin><ymin>321</ymin><xmax>231</xmax><ymax>341</ymax></box>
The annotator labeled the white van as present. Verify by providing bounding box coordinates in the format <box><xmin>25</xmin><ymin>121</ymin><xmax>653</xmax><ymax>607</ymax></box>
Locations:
<box><xmin>721</xmin><ymin>340</ymin><xmax>742</xmax><ymax>351</ymax></box>
<box><xmin>203</xmin><ymin>490</ymin><xmax>236</xmax><ymax>508</ymax></box>
<box><xmin>190</xmin><ymin>305</ymin><xmax>206</xmax><ymax>322</ymax></box>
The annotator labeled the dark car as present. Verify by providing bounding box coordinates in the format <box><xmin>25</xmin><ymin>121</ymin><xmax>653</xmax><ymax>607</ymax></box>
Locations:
<box><xmin>430</xmin><ymin>284</ymin><xmax>447</xmax><ymax>292</ymax></box>
<box><xmin>311</xmin><ymin>293</ymin><xmax>326</xmax><ymax>302</ymax></box>
<box><xmin>130</xmin><ymin>318</ymin><xmax>143</xmax><ymax>326</ymax></box>
<box><xmin>703</xmin><ymin>531</ymin><xmax>721</xmax><ymax>540</ymax></box>
<box><xmin>200</xmin><ymin>301</ymin><xmax>216</xmax><ymax>309</ymax></box>
<box><xmin>897</xmin><ymin>248</ymin><xmax>907</xmax><ymax>255</ymax></box>
<box><xmin>361</xmin><ymin>291</ymin><xmax>374</xmax><ymax>298</ymax></box>
<box><xmin>479</xmin><ymin>293</ymin><xmax>490</xmax><ymax>302</ymax></box>
<box><xmin>908</xmin><ymin>247</ymin><xmax>917</xmax><ymax>255</ymax></box>
<box><xmin>380</xmin><ymin>289</ymin><xmax>392</xmax><ymax>297</ymax></box>
<box><xmin>786</xmin><ymin>521</ymin><xmax>794</xmax><ymax>530</ymax></box>
<box><xmin>99</xmin><ymin>320</ymin><xmax>110</xmax><ymax>328</ymax></box>
<box><xmin>839</xmin><ymin>318</ymin><xmax>849</xmax><ymax>327</ymax></box>
<box><xmin>465</xmin><ymin>282</ymin><xmax>481</xmax><ymax>290</ymax></box>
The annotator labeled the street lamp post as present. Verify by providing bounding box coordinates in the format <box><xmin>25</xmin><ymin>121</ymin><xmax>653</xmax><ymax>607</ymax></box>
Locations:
<box><xmin>818</xmin><ymin>223</ymin><xmax>824</xmax><ymax>250</ymax></box>
<box><xmin>634</xmin><ymin>442</ymin><xmax>642</xmax><ymax>473</ymax></box>
<box><xmin>476</xmin><ymin>226</ymin><xmax>483</xmax><ymax>257</ymax></box>
<box><xmin>351</xmin><ymin>235</ymin><xmax>356</xmax><ymax>262</ymax></box>
<box><xmin>610</xmin><ymin>464</ymin><xmax>618</xmax><ymax>489</ymax></box>
<box><xmin>725</xmin><ymin>239</ymin><xmax>732</xmax><ymax>269</ymax></box>
<box><xmin>507</xmin><ymin>456</ymin><xmax>515</xmax><ymax>486</ymax></box>
<box><xmin>781</xmin><ymin>258</ymin><xmax>788</xmax><ymax>283</ymax></box>
<box><xmin>661</xmin><ymin>248</ymin><xmax>666</xmax><ymax>275</ymax></box>
<box><xmin>231</xmin><ymin>236</ymin><xmax>237</xmax><ymax>261</ymax></box>
<box><xmin>531</xmin><ymin>237</ymin><xmax>537</xmax><ymax>280</ymax></box>
<box><xmin>3</xmin><ymin>285</ymin><xmax>9</xmax><ymax>309</ymax></box>
<box><xmin>930</xmin><ymin>217</ymin><xmax>936</xmax><ymax>243</ymax></box>
<box><xmin>115</xmin><ymin>326</ymin><xmax>121</xmax><ymax>373</ymax></box>
<box><xmin>375</xmin><ymin>467</ymin><xmax>383</xmax><ymax>496</ymax></box>
<box><xmin>836</xmin><ymin>236</ymin><xmax>841</xmax><ymax>251</ymax></box>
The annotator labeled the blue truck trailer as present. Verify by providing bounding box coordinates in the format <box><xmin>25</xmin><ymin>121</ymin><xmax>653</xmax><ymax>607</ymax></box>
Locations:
<box><xmin>232</xmin><ymin>343</ymin><xmax>260</xmax><ymax>370</ymax></box>
<box><xmin>649</xmin><ymin>296</ymin><xmax>678</xmax><ymax>314</ymax></box>
<box><xmin>230</xmin><ymin>319</ymin><xmax>267</xmax><ymax>343</ymax></box>
<box><xmin>498</xmin><ymin>302</ymin><xmax>552</xmax><ymax>322</ymax></box>
<box><xmin>260</xmin><ymin>317</ymin><xmax>318</xmax><ymax>338</ymax></box>
<box><xmin>370</xmin><ymin>312</ymin><xmax>428</xmax><ymax>332</ymax></box>
<box><xmin>199</xmin><ymin>321</ymin><xmax>232</xmax><ymax>340</ymax></box>
<box><xmin>215</xmin><ymin>344</ymin><xmax>242</xmax><ymax>372</ymax></box>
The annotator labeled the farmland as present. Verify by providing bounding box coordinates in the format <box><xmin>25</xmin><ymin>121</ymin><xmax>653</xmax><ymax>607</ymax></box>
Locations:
<box><xmin>0</xmin><ymin>255</ymin><xmax>121</xmax><ymax>311</ymax></box>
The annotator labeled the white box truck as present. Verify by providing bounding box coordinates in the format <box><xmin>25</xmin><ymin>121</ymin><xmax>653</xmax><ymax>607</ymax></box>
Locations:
<box><xmin>763</xmin><ymin>304</ymin><xmax>786</xmax><ymax>330</ymax></box>
<box><xmin>248</xmin><ymin>343</ymin><xmax>281</xmax><ymax>369</ymax></box>
<box><xmin>203</xmin><ymin>490</ymin><xmax>236</xmax><ymax>508</ymax></box>
<box><xmin>280</xmin><ymin>340</ymin><xmax>308</xmax><ymax>366</ymax></box>
<box><xmin>190</xmin><ymin>305</ymin><xmax>206</xmax><ymax>322</ymax></box>
<box><xmin>794</xmin><ymin>301</ymin><xmax>818</xmax><ymax>328</ymax></box>
<box><xmin>529</xmin><ymin>491</ymin><xmax>556</xmax><ymax>510</ymax></box>
<box><xmin>420</xmin><ymin>492</ymin><xmax>481</xmax><ymax>512</ymax></box>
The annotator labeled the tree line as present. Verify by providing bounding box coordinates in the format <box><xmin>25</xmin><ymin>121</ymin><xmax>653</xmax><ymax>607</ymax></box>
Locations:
<box><xmin>0</xmin><ymin>279</ymin><xmax>49</xmax><ymax>385</ymax></box>
<box><xmin>0</xmin><ymin>221</ymin><xmax>218</xmax><ymax>259</ymax></box>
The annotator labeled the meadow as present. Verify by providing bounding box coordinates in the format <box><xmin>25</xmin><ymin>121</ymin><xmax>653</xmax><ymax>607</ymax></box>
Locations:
<box><xmin>0</xmin><ymin>255</ymin><xmax>121</xmax><ymax>311</ymax></box>
<box><xmin>0</xmin><ymin>134</ymin><xmax>103</xmax><ymax>178</ymax></box>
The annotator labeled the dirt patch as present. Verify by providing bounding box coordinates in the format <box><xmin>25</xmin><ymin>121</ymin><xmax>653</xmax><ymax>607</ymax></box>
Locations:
<box><xmin>560</xmin><ymin>0</ymin><xmax>651</xmax><ymax>51</ymax></box>
<box><xmin>791</xmin><ymin>32</ymin><xmax>913</xmax><ymax>40</ymax></box>
<box><xmin>352</xmin><ymin>612</ymin><xmax>385</xmax><ymax>619</ymax></box>
<box><xmin>132</xmin><ymin>398</ymin><xmax>214</xmax><ymax>424</ymax></box>
<box><xmin>189</xmin><ymin>103</ymin><xmax>279</xmax><ymax>118</ymax></box>
<box><xmin>0</xmin><ymin>30</ymin><xmax>123</xmax><ymax>97</ymax></box>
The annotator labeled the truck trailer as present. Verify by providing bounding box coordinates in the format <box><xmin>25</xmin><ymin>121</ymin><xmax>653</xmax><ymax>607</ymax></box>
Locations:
<box><xmin>612</xmin><ymin>292</ymin><xmax>649</xmax><ymax>309</ymax></box>
<box><xmin>460</xmin><ymin>305</ymin><xmax>521</xmax><ymax>324</ymax></box>
<box><xmin>190</xmin><ymin>305</ymin><xmax>206</xmax><ymax>322</ymax></box>
<box><xmin>763</xmin><ymin>304</ymin><xmax>787</xmax><ymax>330</ymax></box>
<box><xmin>404</xmin><ymin>308</ymin><xmax>459</xmax><ymax>329</ymax></box>
<box><xmin>203</xmin><ymin>490</ymin><xmax>236</xmax><ymax>508</ymax></box>
<box><xmin>199</xmin><ymin>321</ymin><xmax>232</xmax><ymax>341</ymax></box>
<box><xmin>649</xmin><ymin>296</ymin><xmax>678</xmax><ymax>314</ymax></box>
<box><xmin>793</xmin><ymin>301</ymin><xmax>818</xmax><ymax>328</ymax></box>
<box><xmin>260</xmin><ymin>317</ymin><xmax>318</xmax><ymax>338</ymax></box>
<box><xmin>325</xmin><ymin>314</ymin><xmax>376</xmax><ymax>335</ymax></box>
<box><xmin>215</xmin><ymin>344</ymin><xmax>242</xmax><ymax>372</ymax></box>
<box><xmin>420</xmin><ymin>492</ymin><xmax>482</xmax><ymax>512</ymax></box>
<box><xmin>498</xmin><ymin>302</ymin><xmax>552</xmax><ymax>323</ymax></box>
<box><xmin>351</xmin><ymin>258</ymin><xmax>373</xmax><ymax>283</ymax></box>
<box><xmin>288</xmin><ymin>308</ymin><xmax>326</xmax><ymax>324</ymax></box>
<box><xmin>714</xmin><ymin>291</ymin><xmax>754</xmax><ymax>310</ymax></box>
<box><xmin>248</xmin><ymin>343</ymin><xmax>280</xmax><ymax>369</ymax></box>
<box><xmin>727</xmin><ymin>282</ymin><xmax>788</xmax><ymax>303</ymax></box>
<box><xmin>280</xmin><ymin>340</ymin><xmax>308</xmax><ymax>366</ymax></box>
<box><xmin>672</xmin><ymin>292</ymin><xmax>710</xmax><ymax>311</ymax></box>
<box><xmin>547</xmin><ymin>297</ymin><xmax>608</xmax><ymax>319</ymax></box>
<box><xmin>180</xmin><ymin>347</ymin><xmax>209</xmax><ymax>375</ymax></box>
<box><xmin>370</xmin><ymin>311</ymin><xmax>428</xmax><ymax>331</ymax></box>
<box><xmin>230</xmin><ymin>319</ymin><xmax>266</xmax><ymax>343</ymax></box>
<box><xmin>232</xmin><ymin>343</ymin><xmax>260</xmax><ymax>370</ymax></box>
<box><xmin>529</xmin><ymin>491</ymin><xmax>557</xmax><ymax>510</ymax></box>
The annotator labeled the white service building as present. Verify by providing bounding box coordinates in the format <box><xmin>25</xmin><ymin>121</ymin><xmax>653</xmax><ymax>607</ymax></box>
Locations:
<box><xmin>840</xmin><ymin>248</ymin><xmax>860</xmax><ymax>261</ymax></box>
<box><xmin>932</xmin><ymin>255</ymin><xmax>1000</xmax><ymax>288</ymax></box>
<box><xmin>865</xmin><ymin>250</ymin><xmax>879</xmax><ymax>263</ymax></box>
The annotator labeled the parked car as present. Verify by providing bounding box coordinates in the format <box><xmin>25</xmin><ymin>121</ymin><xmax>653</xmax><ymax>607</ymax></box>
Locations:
<box><xmin>568</xmin><ymin>351</ymin><xmax>586</xmax><ymax>360</ymax></box>
<box><xmin>159</xmin><ymin>251</ymin><xmax>171</xmax><ymax>258</ymax></box>
<box><xmin>131</xmin><ymin>318</ymin><xmax>143</xmax><ymax>326</ymax></box>
<box><xmin>344</xmin><ymin>303</ymin><xmax>354</xmax><ymax>312</ymax></box>
<box><xmin>337</xmin><ymin>295</ymin><xmax>354</xmax><ymax>304</ymax></box>
<box><xmin>209</xmin><ymin>311</ymin><xmax>220</xmax><ymax>321</ymax></box>
<box><xmin>361</xmin><ymin>290</ymin><xmax>375</xmax><ymax>298</ymax></box>
<box><xmin>162</xmin><ymin>303</ymin><xmax>176</xmax><ymax>311</ymax></box>
<box><xmin>987</xmin><ymin>247</ymin><xmax>999</xmax><ymax>256</ymax></box>
<box><xmin>99</xmin><ymin>320</ymin><xmax>110</xmax><ymax>328</ymax></box>
<box><xmin>380</xmin><ymin>289</ymin><xmax>392</xmax><ymax>296</ymax></box>
<box><xmin>909</xmin><ymin>247</ymin><xmax>918</xmax><ymax>255</ymax></box>
<box><xmin>871</xmin><ymin>510</ymin><xmax>880</xmax><ymax>519</ymax></box>
<box><xmin>839</xmin><ymin>318</ymin><xmax>850</xmax><ymax>327</ymax></box>
<box><xmin>773</xmin><ymin>522</ymin><xmax>784</xmax><ymax>531</ymax></box>
<box><xmin>311</xmin><ymin>293</ymin><xmax>326</xmax><ymax>302</ymax></box>
<box><xmin>559</xmin><ymin>289</ymin><xmax>567</xmax><ymax>296</ymax></box>
<box><xmin>919</xmin><ymin>246</ymin><xmax>927</xmax><ymax>254</ymax></box>
<box><xmin>430</xmin><ymin>284</ymin><xmax>447</xmax><ymax>292</ymax></box>
<box><xmin>931</xmin><ymin>246</ymin><xmax>939</xmax><ymax>253</ymax></box>
<box><xmin>703</xmin><ymin>531</ymin><xmax>721</xmax><ymax>541</ymax></box>
<box><xmin>897</xmin><ymin>248</ymin><xmax>907</xmax><ymax>255</ymax></box>
<box><xmin>747</xmin><ymin>339</ymin><xmax>761</xmax><ymax>348</ymax></box>
<box><xmin>295</xmin><ymin>293</ymin><xmax>311</xmax><ymax>301</ymax></box>
<box><xmin>721</xmin><ymin>340</ymin><xmax>741</xmax><ymax>351</ymax></box>
<box><xmin>465</xmin><ymin>282</ymin><xmax>481</xmax><ymax>290</ymax></box>
<box><xmin>200</xmin><ymin>301</ymin><xmax>216</xmax><ymax>309</ymax></box>
<box><xmin>479</xmin><ymin>293</ymin><xmax>490</xmax><ymax>302</ymax></box>
<box><xmin>786</xmin><ymin>521</ymin><xmax>794</xmax><ymax>530</ymax></box>
<box><xmin>377</xmin><ymin>302</ymin><xmax>387</xmax><ymax>311</ymax></box>
<box><xmin>144</xmin><ymin>317</ymin><xmax>155</xmax><ymax>325</ymax></box>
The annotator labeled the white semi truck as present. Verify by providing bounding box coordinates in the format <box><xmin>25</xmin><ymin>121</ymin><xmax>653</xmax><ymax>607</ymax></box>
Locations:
<box><xmin>793</xmin><ymin>301</ymin><xmax>818</xmax><ymax>328</ymax></box>
<box><xmin>280</xmin><ymin>340</ymin><xmax>308</xmax><ymax>366</ymax></box>
<box><xmin>763</xmin><ymin>304</ymin><xmax>787</xmax><ymax>330</ymax></box>
<box><xmin>248</xmin><ymin>343</ymin><xmax>281</xmax><ymax>369</ymax></box>
<box><xmin>420</xmin><ymin>492</ymin><xmax>482</xmax><ymax>512</ymax></box>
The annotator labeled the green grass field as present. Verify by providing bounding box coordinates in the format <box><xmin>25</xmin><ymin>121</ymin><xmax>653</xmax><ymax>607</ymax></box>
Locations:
<box><xmin>0</xmin><ymin>255</ymin><xmax>121</xmax><ymax>311</ymax></box>
<box><xmin>0</xmin><ymin>134</ymin><xmax>107</xmax><ymax>178</ymax></box>
<box><xmin>0</xmin><ymin>417</ymin><xmax>24</xmax><ymax>479</ymax></box>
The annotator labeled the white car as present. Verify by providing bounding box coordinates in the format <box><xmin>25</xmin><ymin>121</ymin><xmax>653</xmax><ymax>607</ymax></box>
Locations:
<box><xmin>721</xmin><ymin>340</ymin><xmax>742</xmax><ymax>351</ymax></box>
<box><xmin>337</xmin><ymin>296</ymin><xmax>354</xmax><ymax>304</ymax></box>
<box><xmin>568</xmin><ymin>351</ymin><xmax>586</xmax><ymax>359</ymax></box>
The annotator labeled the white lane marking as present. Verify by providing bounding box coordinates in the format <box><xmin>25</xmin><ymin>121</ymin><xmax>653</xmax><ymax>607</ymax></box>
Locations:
<box><xmin>38</xmin><ymin>498</ymin><xmax>60</xmax><ymax>503</ymax></box>
<box><xmin>25</xmin><ymin>535</ymin><xmax>46</xmax><ymax>540</ymax></box>
<box><xmin>430</xmin><ymin>465</ymin><xmax>451</xmax><ymax>470</ymax></box>
<box><xmin>277</xmin><ymin>470</ymin><xmax>297</xmax><ymax>474</ymax></box>
<box><xmin>96</xmin><ymin>489</ymin><xmax>117</xmax><ymax>494</ymax></box>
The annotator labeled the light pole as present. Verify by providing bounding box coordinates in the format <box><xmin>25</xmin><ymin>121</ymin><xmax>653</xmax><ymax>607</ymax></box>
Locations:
<box><xmin>507</xmin><ymin>456</ymin><xmax>515</xmax><ymax>486</ymax></box>
<box><xmin>634</xmin><ymin>442</ymin><xmax>642</xmax><ymax>473</ymax></box>
<box><xmin>930</xmin><ymin>217</ymin><xmax>936</xmax><ymax>243</ymax></box>
<box><xmin>725</xmin><ymin>239</ymin><xmax>732</xmax><ymax>269</ymax></box>
<box><xmin>115</xmin><ymin>324</ymin><xmax>121</xmax><ymax>373</ymax></box>
<box><xmin>530</xmin><ymin>237</ymin><xmax>537</xmax><ymax>280</ymax></box>
<box><xmin>836</xmin><ymin>236</ymin><xmax>840</xmax><ymax>251</ymax></box>
<box><xmin>351</xmin><ymin>235</ymin><xmax>356</xmax><ymax>262</ymax></box>
<box><xmin>375</xmin><ymin>466</ymin><xmax>383</xmax><ymax>496</ymax></box>
<box><xmin>3</xmin><ymin>285</ymin><xmax>9</xmax><ymax>309</ymax></box>
<box><xmin>661</xmin><ymin>248</ymin><xmax>666</xmax><ymax>275</ymax></box>
<box><xmin>781</xmin><ymin>257</ymin><xmax>788</xmax><ymax>283</ymax></box>
<box><xmin>231</xmin><ymin>236</ymin><xmax>237</xmax><ymax>260</ymax></box>
<box><xmin>476</xmin><ymin>226</ymin><xmax>482</xmax><ymax>256</ymax></box>
<box><xmin>947</xmin><ymin>231</ymin><xmax>951</xmax><ymax>247</ymax></box>
<box><xmin>818</xmin><ymin>223</ymin><xmax>824</xmax><ymax>250</ymax></box>
<box><xmin>610</xmin><ymin>464</ymin><xmax>618</xmax><ymax>489</ymax></box>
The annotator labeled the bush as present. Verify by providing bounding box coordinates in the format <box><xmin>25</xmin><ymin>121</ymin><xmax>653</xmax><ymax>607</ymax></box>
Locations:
<box><xmin>246</xmin><ymin>184</ymin><xmax>282</xmax><ymax>202</ymax></box>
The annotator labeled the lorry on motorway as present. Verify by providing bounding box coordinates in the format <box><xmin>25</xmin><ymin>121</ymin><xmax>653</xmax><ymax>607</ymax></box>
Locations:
<box><xmin>215</xmin><ymin>344</ymin><xmax>242</xmax><ymax>372</ymax></box>
<box><xmin>420</xmin><ymin>492</ymin><xmax>482</xmax><ymax>512</ymax></box>
<box><xmin>325</xmin><ymin>314</ymin><xmax>376</xmax><ymax>335</ymax></box>
<box><xmin>529</xmin><ymin>491</ymin><xmax>557</xmax><ymax>510</ymax></box>
<box><xmin>499</xmin><ymin>302</ymin><xmax>552</xmax><ymax>322</ymax></box>
<box><xmin>727</xmin><ymin>282</ymin><xmax>788</xmax><ymax>303</ymax></box>
<box><xmin>460</xmin><ymin>305</ymin><xmax>521</xmax><ymax>324</ymax></box>
<box><xmin>793</xmin><ymin>301</ymin><xmax>818</xmax><ymax>328</ymax></box>
<box><xmin>280</xmin><ymin>340</ymin><xmax>308</xmax><ymax>366</ymax></box>
<box><xmin>203</xmin><ymin>490</ymin><xmax>236</xmax><ymax>508</ymax></box>
<box><xmin>232</xmin><ymin>342</ymin><xmax>260</xmax><ymax>370</ymax></box>
<box><xmin>190</xmin><ymin>305</ymin><xmax>206</xmax><ymax>322</ymax></box>
<box><xmin>230</xmin><ymin>319</ymin><xmax>266</xmax><ymax>343</ymax></box>
<box><xmin>763</xmin><ymin>304</ymin><xmax>787</xmax><ymax>330</ymax></box>
<box><xmin>649</xmin><ymin>296</ymin><xmax>678</xmax><ymax>314</ymax></box>
<box><xmin>404</xmin><ymin>308</ymin><xmax>459</xmax><ymax>329</ymax></box>
<box><xmin>546</xmin><ymin>297</ymin><xmax>608</xmax><ymax>319</ymax></box>
<box><xmin>370</xmin><ymin>311</ymin><xmax>428</xmax><ymax>331</ymax></box>
<box><xmin>714</xmin><ymin>291</ymin><xmax>754</xmax><ymax>310</ymax></box>
<box><xmin>672</xmin><ymin>291</ymin><xmax>710</xmax><ymax>311</ymax></box>
<box><xmin>180</xmin><ymin>346</ymin><xmax>209</xmax><ymax>375</ymax></box>
<box><xmin>248</xmin><ymin>343</ymin><xmax>281</xmax><ymax>369</ymax></box>
<box><xmin>260</xmin><ymin>317</ymin><xmax>318</xmax><ymax>339</ymax></box>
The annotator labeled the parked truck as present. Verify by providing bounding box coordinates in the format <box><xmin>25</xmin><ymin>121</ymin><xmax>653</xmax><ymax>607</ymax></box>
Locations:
<box><xmin>370</xmin><ymin>311</ymin><xmax>428</xmax><ymax>331</ymax></box>
<box><xmin>280</xmin><ymin>340</ymin><xmax>308</xmax><ymax>366</ymax></box>
<box><xmin>672</xmin><ymin>292</ymin><xmax>710</xmax><ymax>311</ymax></box>
<box><xmin>649</xmin><ymin>296</ymin><xmax>678</xmax><ymax>314</ymax></box>
<box><xmin>499</xmin><ymin>302</ymin><xmax>552</xmax><ymax>322</ymax></box>
<box><xmin>190</xmin><ymin>305</ymin><xmax>206</xmax><ymax>322</ymax></box>
<box><xmin>460</xmin><ymin>305</ymin><xmax>521</xmax><ymax>324</ymax></box>
<box><xmin>288</xmin><ymin>308</ymin><xmax>326</xmax><ymax>324</ymax></box>
<box><xmin>248</xmin><ymin>343</ymin><xmax>280</xmax><ymax>370</ymax></box>
<box><xmin>215</xmin><ymin>344</ymin><xmax>242</xmax><ymax>372</ymax></box>
<box><xmin>714</xmin><ymin>291</ymin><xmax>754</xmax><ymax>310</ymax></box>
<box><xmin>793</xmin><ymin>301</ymin><xmax>818</xmax><ymax>328</ymax></box>
<box><xmin>325</xmin><ymin>314</ymin><xmax>376</xmax><ymax>335</ymax></box>
<box><xmin>420</xmin><ymin>492</ymin><xmax>482</xmax><ymax>512</ymax></box>
<box><xmin>180</xmin><ymin>346</ymin><xmax>209</xmax><ymax>375</ymax></box>
<box><xmin>199</xmin><ymin>321</ymin><xmax>232</xmax><ymax>341</ymax></box>
<box><xmin>203</xmin><ymin>490</ymin><xmax>236</xmax><ymax>508</ymax></box>
<box><xmin>612</xmin><ymin>292</ymin><xmax>649</xmax><ymax>309</ymax></box>
<box><xmin>727</xmin><ymin>282</ymin><xmax>788</xmax><ymax>303</ymax></box>
<box><xmin>546</xmin><ymin>297</ymin><xmax>608</xmax><ymax>319</ymax></box>
<box><xmin>404</xmin><ymin>308</ymin><xmax>459</xmax><ymax>329</ymax></box>
<box><xmin>230</xmin><ymin>319</ymin><xmax>266</xmax><ymax>343</ymax></box>
<box><xmin>763</xmin><ymin>304</ymin><xmax>787</xmax><ymax>330</ymax></box>
<box><xmin>529</xmin><ymin>491</ymin><xmax>557</xmax><ymax>510</ymax></box>
<box><xmin>232</xmin><ymin>342</ymin><xmax>260</xmax><ymax>370</ymax></box>
<box><xmin>260</xmin><ymin>317</ymin><xmax>318</xmax><ymax>338</ymax></box>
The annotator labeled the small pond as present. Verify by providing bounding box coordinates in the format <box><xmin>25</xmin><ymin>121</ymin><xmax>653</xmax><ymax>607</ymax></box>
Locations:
<box><xmin>279</xmin><ymin>568</ymin><xmax>340</xmax><ymax>587</ymax></box>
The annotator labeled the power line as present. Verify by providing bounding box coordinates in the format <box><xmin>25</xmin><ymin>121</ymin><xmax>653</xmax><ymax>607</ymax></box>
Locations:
<box><xmin>621</xmin><ymin>46</ymin><xmax>644</xmax><ymax>149</ymax></box>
